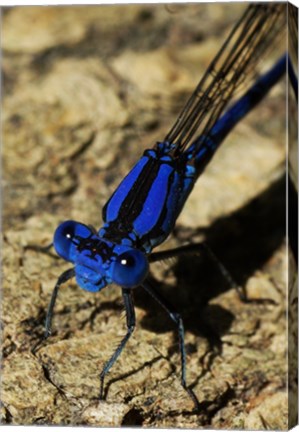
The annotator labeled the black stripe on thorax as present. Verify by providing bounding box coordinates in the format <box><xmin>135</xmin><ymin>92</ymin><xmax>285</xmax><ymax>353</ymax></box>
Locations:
<box><xmin>117</xmin><ymin>155</ymin><xmax>161</xmax><ymax>225</ymax></box>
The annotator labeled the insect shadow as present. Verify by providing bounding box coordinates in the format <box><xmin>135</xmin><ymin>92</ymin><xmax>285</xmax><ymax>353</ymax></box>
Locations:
<box><xmin>27</xmin><ymin>171</ymin><xmax>287</xmax><ymax>391</ymax></box>
<box><xmin>135</xmin><ymin>172</ymin><xmax>286</xmax><ymax>351</ymax></box>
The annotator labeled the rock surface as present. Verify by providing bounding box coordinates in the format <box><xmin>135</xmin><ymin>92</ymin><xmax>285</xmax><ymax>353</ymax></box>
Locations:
<box><xmin>2</xmin><ymin>4</ymin><xmax>290</xmax><ymax>428</ymax></box>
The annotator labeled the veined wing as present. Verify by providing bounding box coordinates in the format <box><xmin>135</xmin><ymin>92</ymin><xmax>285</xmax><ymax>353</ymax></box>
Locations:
<box><xmin>164</xmin><ymin>3</ymin><xmax>285</xmax><ymax>154</ymax></box>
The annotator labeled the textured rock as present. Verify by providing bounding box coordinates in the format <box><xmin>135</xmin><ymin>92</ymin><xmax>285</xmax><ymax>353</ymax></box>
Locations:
<box><xmin>2</xmin><ymin>3</ymin><xmax>290</xmax><ymax>428</ymax></box>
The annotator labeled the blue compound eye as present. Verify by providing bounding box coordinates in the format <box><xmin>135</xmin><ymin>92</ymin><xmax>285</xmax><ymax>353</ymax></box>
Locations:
<box><xmin>53</xmin><ymin>220</ymin><xmax>91</xmax><ymax>262</ymax></box>
<box><xmin>111</xmin><ymin>249</ymin><xmax>149</xmax><ymax>288</ymax></box>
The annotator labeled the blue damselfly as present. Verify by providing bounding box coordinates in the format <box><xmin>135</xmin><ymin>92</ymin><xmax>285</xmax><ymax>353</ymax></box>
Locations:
<box><xmin>30</xmin><ymin>3</ymin><xmax>291</xmax><ymax>411</ymax></box>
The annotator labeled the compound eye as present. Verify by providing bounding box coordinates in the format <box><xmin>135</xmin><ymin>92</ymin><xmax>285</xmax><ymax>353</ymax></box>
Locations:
<box><xmin>53</xmin><ymin>220</ymin><xmax>91</xmax><ymax>262</ymax></box>
<box><xmin>111</xmin><ymin>249</ymin><xmax>149</xmax><ymax>288</ymax></box>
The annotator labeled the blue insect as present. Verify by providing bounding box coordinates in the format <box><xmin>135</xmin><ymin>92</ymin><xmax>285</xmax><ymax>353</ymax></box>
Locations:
<box><xmin>33</xmin><ymin>4</ymin><xmax>289</xmax><ymax>409</ymax></box>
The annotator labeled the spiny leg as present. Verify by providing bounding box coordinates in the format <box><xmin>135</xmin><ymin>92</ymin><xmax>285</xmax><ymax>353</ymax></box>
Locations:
<box><xmin>25</xmin><ymin>242</ymin><xmax>59</xmax><ymax>259</ymax></box>
<box><xmin>197</xmin><ymin>244</ymin><xmax>275</xmax><ymax>305</ymax></box>
<box><xmin>149</xmin><ymin>242</ymin><xmax>235</xmax><ymax>365</ymax></box>
<box><xmin>32</xmin><ymin>268</ymin><xmax>75</xmax><ymax>354</ymax></box>
<box><xmin>25</xmin><ymin>242</ymin><xmax>53</xmax><ymax>252</ymax></box>
<box><xmin>149</xmin><ymin>241</ymin><xmax>246</xmax><ymax>301</ymax></box>
<box><xmin>99</xmin><ymin>288</ymin><xmax>136</xmax><ymax>400</ymax></box>
<box><xmin>200</xmin><ymin>243</ymin><xmax>247</xmax><ymax>301</ymax></box>
<box><xmin>142</xmin><ymin>279</ymin><xmax>200</xmax><ymax>411</ymax></box>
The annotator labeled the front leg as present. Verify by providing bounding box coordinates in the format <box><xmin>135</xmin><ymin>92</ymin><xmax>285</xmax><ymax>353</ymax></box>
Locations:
<box><xmin>99</xmin><ymin>288</ymin><xmax>136</xmax><ymax>399</ymax></box>
<box><xmin>32</xmin><ymin>268</ymin><xmax>75</xmax><ymax>354</ymax></box>
<box><xmin>25</xmin><ymin>242</ymin><xmax>59</xmax><ymax>259</ymax></box>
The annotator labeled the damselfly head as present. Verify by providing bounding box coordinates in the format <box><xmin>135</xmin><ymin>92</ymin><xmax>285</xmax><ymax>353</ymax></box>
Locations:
<box><xmin>54</xmin><ymin>220</ymin><xmax>149</xmax><ymax>290</ymax></box>
<box><xmin>53</xmin><ymin>220</ymin><xmax>91</xmax><ymax>262</ymax></box>
<box><xmin>110</xmin><ymin>248</ymin><xmax>149</xmax><ymax>288</ymax></box>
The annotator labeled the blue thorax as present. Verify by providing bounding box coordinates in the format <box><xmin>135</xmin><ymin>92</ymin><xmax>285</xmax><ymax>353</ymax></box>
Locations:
<box><xmin>53</xmin><ymin>143</ymin><xmax>197</xmax><ymax>292</ymax></box>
